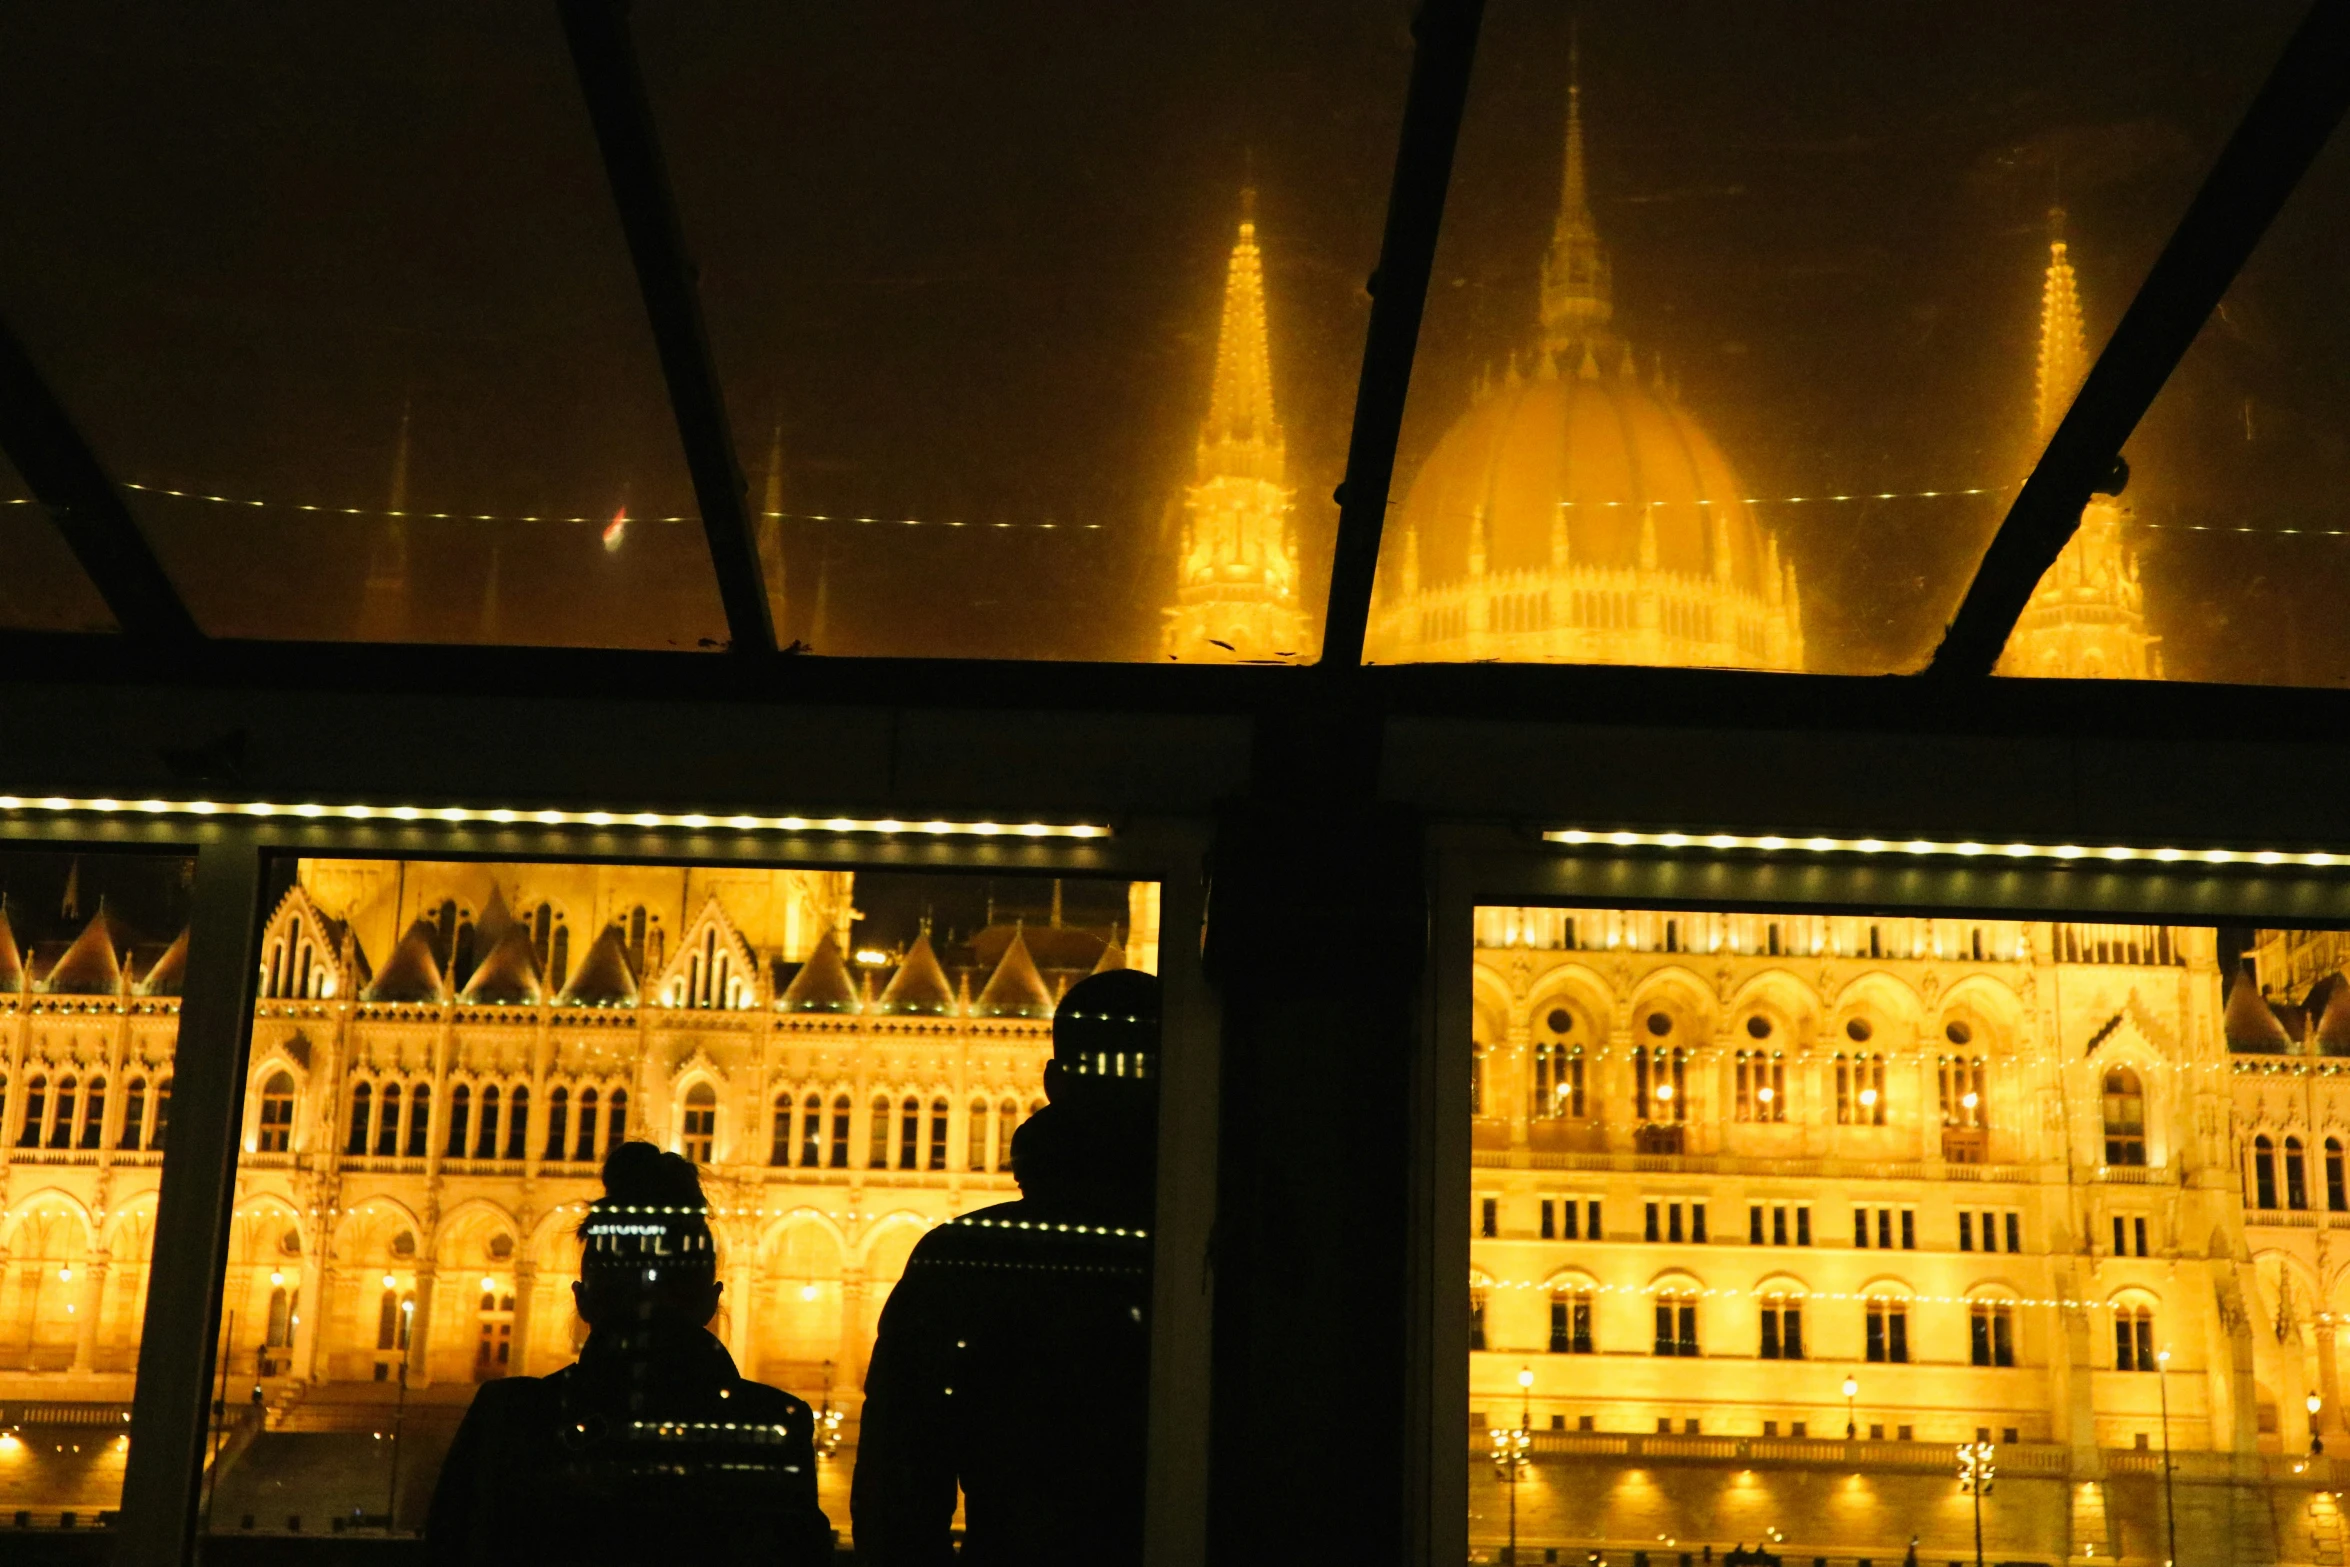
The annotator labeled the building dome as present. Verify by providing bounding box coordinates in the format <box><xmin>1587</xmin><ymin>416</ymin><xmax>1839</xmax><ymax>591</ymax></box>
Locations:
<box><xmin>1368</xmin><ymin>61</ymin><xmax>1801</xmax><ymax>671</ymax></box>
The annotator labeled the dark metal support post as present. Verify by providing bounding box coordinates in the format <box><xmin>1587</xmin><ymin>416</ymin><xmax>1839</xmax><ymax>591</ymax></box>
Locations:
<box><xmin>113</xmin><ymin>833</ymin><xmax>264</xmax><ymax>1567</ymax></box>
<box><xmin>560</xmin><ymin>0</ymin><xmax>778</xmax><ymax>656</ymax></box>
<box><xmin>1927</xmin><ymin>0</ymin><xmax>2350</xmax><ymax>677</ymax></box>
<box><xmin>0</xmin><ymin>319</ymin><xmax>201</xmax><ymax>644</ymax></box>
<box><xmin>1317</xmin><ymin>0</ymin><xmax>1487</xmax><ymax>670</ymax></box>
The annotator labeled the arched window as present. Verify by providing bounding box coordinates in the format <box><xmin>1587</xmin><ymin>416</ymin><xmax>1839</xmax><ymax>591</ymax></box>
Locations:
<box><xmin>551</xmin><ymin>921</ymin><xmax>570</xmax><ymax>993</ymax></box>
<box><xmin>404</xmin><ymin>1085</ymin><xmax>431</xmax><ymax>1157</ymax></box>
<box><xmin>2254</xmin><ymin>1135</ymin><xmax>2279</xmax><ymax>1209</ymax></box>
<box><xmin>575</xmin><ymin>1088</ymin><xmax>601</xmax><ymax>1163</ymax></box>
<box><xmin>2102</xmin><ymin>1069</ymin><xmax>2146</xmax><ymax>1166</ymax></box>
<box><xmin>1469</xmin><ymin>1285</ymin><xmax>1487</xmax><ymax>1352</ymax></box>
<box><xmin>628</xmin><ymin>906</ymin><xmax>648</xmax><ymax>971</ymax></box>
<box><xmin>1834</xmin><ymin>1053</ymin><xmax>1887</xmax><ymax>1126</ymax></box>
<box><xmin>1653</xmin><ymin>1292</ymin><xmax>1699</xmax><ymax>1357</ymax></box>
<box><xmin>544</xmin><ymin>1087</ymin><xmax>570</xmax><ymax>1161</ymax></box>
<box><xmin>346</xmin><ymin>1082</ymin><xmax>373</xmax><ymax>1156</ymax></box>
<box><xmin>868</xmin><ymin>1096</ymin><xmax>891</xmax><ymax>1168</ymax></box>
<box><xmin>830</xmin><ymin>1094</ymin><xmax>852</xmax><ymax>1168</ymax></box>
<box><xmin>258</xmin><ymin>1072</ymin><xmax>296</xmax><ymax>1153</ymax></box>
<box><xmin>998</xmin><ymin>1098</ymin><xmax>1019</xmax><ymax>1172</ymax></box>
<box><xmin>1633</xmin><ymin>1046</ymin><xmax>1686</xmax><ymax>1124</ymax></box>
<box><xmin>899</xmin><ymin>1096</ymin><xmax>921</xmax><ymax>1170</ymax></box>
<box><xmin>1939</xmin><ymin>1055</ymin><xmax>1987</xmax><ymax>1128</ymax></box>
<box><xmin>1549</xmin><ymin>1288</ymin><xmax>1594</xmax><ymax>1354</ymax></box>
<box><xmin>1735</xmin><ymin>1051</ymin><xmax>1785</xmax><ymax>1123</ymax></box>
<box><xmin>680</xmin><ymin>1082</ymin><xmax>716</xmax><ymax>1163</ymax></box>
<box><xmin>2328</xmin><ymin>1138</ymin><xmax>2346</xmax><ymax>1213</ymax></box>
<box><xmin>606</xmin><ymin>1089</ymin><xmax>627</xmax><ymax>1149</ymax></box>
<box><xmin>2287</xmin><ymin>1136</ymin><xmax>2310</xmax><ymax>1210</ymax></box>
<box><xmin>476</xmin><ymin>1085</ymin><xmax>502</xmax><ymax>1158</ymax></box>
<box><xmin>49</xmin><ymin>1076</ymin><xmax>76</xmax><ymax>1148</ymax></box>
<box><xmin>801</xmin><ymin>1093</ymin><xmax>824</xmax><ymax>1167</ymax></box>
<box><xmin>968</xmin><ymin>1098</ymin><xmax>989</xmax><ymax>1171</ymax></box>
<box><xmin>1759</xmin><ymin>1296</ymin><xmax>1804</xmax><ymax>1360</ymax></box>
<box><xmin>928</xmin><ymin>1098</ymin><xmax>950</xmax><ymax>1172</ymax></box>
<box><xmin>120</xmin><ymin>1077</ymin><xmax>148</xmax><ymax>1150</ymax></box>
<box><xmin>771</xmin><ymin>1091</ymin><xmax>795</xmax><ymax>1166</ymax></box>
<box><xmin>1865</xmin><ymin>1297</ymin><xmax>1909</xmax><ymax>1363</ymax></box>
<box><xmin>505</xmin><ymin>1086</ymin><xmax>530</xmax><ymax>1160</ymax></box>
<box><xmin>79</xmin><ymin>1076</ymin><xmax>107</xmax><ymax>1149</ymax></box>
<box><xmin>16</xmin><ymin>1074</ymin><xmax>45</xmax><ymax>1147</ymax></box>
<box><xmin>375</xmin><ymin>1083</ymin><xmax>403</xmax><ymax>1157</ymax></box>
<box><xmin>2115</xmin><ymin>1305</ymin><xmax>2156</xmax><ymax>1371</ymax></box>
<box><xmin>445</xmin><ymin>1084</ymin><xmax>471</xmax><ymax>1157</ymax></box>
<box><xmin>265</xmin><ymin>1285</ymin><xmax>294</xmax><ymax>1351</ymax></box>
<box><xmin>154</xmin><ymin>1076</ymin><xmax>171</xmax><ymax>1149</ymax></box>
<box><xmin>1969</xmin><ymin>1301</ymin><xmax>2016</xmax><ymax>1367</ymax></box>
<box><xmin>1532</xmin><ymin>1008</ymin><xmax>1584</xmax><ymax>1119</ymax></box>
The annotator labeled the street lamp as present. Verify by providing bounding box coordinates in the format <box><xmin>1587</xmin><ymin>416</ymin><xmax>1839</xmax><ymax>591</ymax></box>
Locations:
<box><xmin>2155</xmin><ymin>1348</ymin><xmax>2177</xmax><ymax>1567</ymax></box>
<box><xmin>2309</xmin><ymin>1392</ymin><xmax>2325</xmax><ymax>1456</ymax></box>
<box><xmin>1843</xmin><ymin>1376</ymin><xmax>1859</xmax><ymax>1440</ymax></box>
<box><xmin>1956</xmin><ymin>1440</ymin><xmax>1995</xmax><ymax>1567</ymax></box>
<box><xmin>1490</xmin><ymin>1367</ymin><xmax>1535</xmax><ymax>1564</ymax></box>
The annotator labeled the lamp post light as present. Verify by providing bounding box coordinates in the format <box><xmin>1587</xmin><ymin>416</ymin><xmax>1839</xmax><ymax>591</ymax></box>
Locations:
<box><xmin>2309</xmin><ymin>1392</ymin><xmax>2325</xmax><ymax>1456</ymax></box>
<box><xmin>1956</xmin><ymin>1440</ymin><xmax>1995</xmax><ymax>1567</ymax></box>
<box><xmin>1843</xmin><ymin>1376</ymin><xmax>1859</xmax><ymax>1441</ymax></box>
<box><xmin>2155</xmin><ymin>1348</ymin><xmax>2177</xmax><ymax>1567</ymax></box>
<box><xmin>1490</xmin><ymin>1367</ymin><xmax>1535</xmax><ymax>1564</ymax></box>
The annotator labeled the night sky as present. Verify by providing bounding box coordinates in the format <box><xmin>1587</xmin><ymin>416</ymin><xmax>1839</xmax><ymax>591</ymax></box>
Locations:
<box><xmin>0</xmin><ymin>4</ymin><xmax>2341</xmax><ymax>681</ymax></box>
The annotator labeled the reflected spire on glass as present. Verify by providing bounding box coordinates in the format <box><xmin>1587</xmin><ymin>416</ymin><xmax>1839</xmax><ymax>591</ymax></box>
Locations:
<box><xmin>1162</xmin><ymin>190</ymin><xmax>1304</xmax><ymax>663</ymax></box>
<box><xmin>354</xmin><ymin>398</ymin><xmax>412</xmax><ymax>643</ymax></box>
<box><xmin>1999</xmin><ymin>214</ymin><xmax>2160</xmax><ymax>681</ymax></box>
<box><xmin>760</xmin><ymin>419</ymin><xmax>789</xmax><ymax>642</ymax></box>
<box><xmin>1539</xmin><ymin>30</ymin><xmax>1613</xmax><ymax>361</ymax></box>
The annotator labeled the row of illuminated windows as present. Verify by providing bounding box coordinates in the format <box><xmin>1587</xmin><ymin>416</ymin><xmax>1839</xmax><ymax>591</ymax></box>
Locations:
<box><xmin>1505</xmin><ymin>1046</ymin><xmax>1984</xmax><ymax>1131</ymax></box>
<box><xmin>324</xmin><ymin>1076</ymin><xmax>635</xmax><ymax>1164</ymax></box>
<box><xmin>1471</xmin><ymin>1291</ymin><xmax>2053</xmax><ymax>1369</ymax></box>
<box><xmin>764</xmin><ymin>1090</ymin><xmax>1043</xmax><ymax>1174</ymax></box>
<box><xmin>1480</xmin><ymin>912</ymin><xmax>2029</xmax><ymax>965</ymax></box>
<box><xmin>2247</xmin><ymin>1133</ymin><xmax>2350</xmax><ymax>1212</ymax></box>
<box><xmin>4</xmin><ymin>1070</ymin><xmax>170</xmax><ymax>1150</ymax></box>
<box><xmin>1482</xmin><ymin>1197</ymin><xmax>2028</xmax><ymax>1256</ymax></box>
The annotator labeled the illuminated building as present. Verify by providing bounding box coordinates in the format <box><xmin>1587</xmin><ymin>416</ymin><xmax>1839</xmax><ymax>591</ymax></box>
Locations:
<box><xmin>1997</xmin><ymin>213</ymin><xmax>2162</xmax><ymax>680</ymax></box>
<box><xmin>1162</xmin><ymin>192</ymin><xmax>1308</xmax><ymax>664</ymax></box>
<box><xmin>0</xmin><ymin>862</ymin><xmax>1153</xmax><ymax>1511</ymax></box>
<box><xmin>1367</xmin><ymin>68</ymin><xmax>1805</xmax><ymax>672</ymax></box>
<box><xmin>1468</xmin><ymin>908</ymin><xmax>2350</xmax><ymax>1563</ymax></box>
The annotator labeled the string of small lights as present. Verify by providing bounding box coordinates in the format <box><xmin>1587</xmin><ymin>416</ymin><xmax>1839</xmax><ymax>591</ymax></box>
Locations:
<box><xmin>1554</xmin><ymin>487</ymin><xmax>2008</xmax><ymax>509</ymax></box>
<box><xmin>83</xmin><ymin>485</ymin><xmax>1100</xmax><ymax>534</ymax></box>
<box><xmin>1475</xmin><ymin>1278</ymin><xmax>2131</xmax><ymax>1312</ymax></box>
<box><xmin>1545</xmin><ymin>827</ymin><xmax>2350</xmax><ymax>870</ymax></box>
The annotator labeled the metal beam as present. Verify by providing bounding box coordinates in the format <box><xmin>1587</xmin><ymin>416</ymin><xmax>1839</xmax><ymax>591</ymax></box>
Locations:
<box><xmin>559</xmin><ymin>0</ymin><xmax>777</xmax><ymax>655</ymax></box>
<box><xmin>1317</xmin><ymin>0</ymin><xmax>1486</xmax><ymax>670</ymax></box>
<box><xmin>112</xmin><ymin>833</ymin><xmax>263</xmax><ymax>1566</ymax></box>
<box><xmin>0</xmin><ymin>319</ymin><xmax>202</xmax><ymax>643</ymax></box>
<box><xmin>1927</xmin><ymin>0</ymin><xmax>2350</xmax><ymax>678</ymax></box>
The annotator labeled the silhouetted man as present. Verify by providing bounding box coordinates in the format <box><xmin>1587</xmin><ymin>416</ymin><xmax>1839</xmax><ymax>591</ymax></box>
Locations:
<box><xmin>854</xmin><ymin>968</ymin><xmax>1161</xmax><ymax>1566</ymax></box>
<box><xmin>427</xmin><ymin>1142</ymin><xmax>832</xmax><ymax>1565</ymax></box>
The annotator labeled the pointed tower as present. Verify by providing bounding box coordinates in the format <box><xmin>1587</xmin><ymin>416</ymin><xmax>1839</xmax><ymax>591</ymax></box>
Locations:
<box><xmin>1998</xmin><ymin>211</ymin><xmax>2159</xmax><ymax>681</ymax></box>
<box><xmin>759</xmin><ymin>419</ymin><xmax>789</xmax><ymax>639</ymax></box>
<box><xmin>1539</xmin><ymin>31</ymin><xmax>1615</xmax><ymax>362</ymax></box>
<box><xmin>1161</xmin><ymin>190</ymin><xmax>1308</xmax><ymax>663</ymax></box>
<box><xmin>356</xmin><ymin>400</ymin><xmax>413</xmax><ymax>642</ymax></box>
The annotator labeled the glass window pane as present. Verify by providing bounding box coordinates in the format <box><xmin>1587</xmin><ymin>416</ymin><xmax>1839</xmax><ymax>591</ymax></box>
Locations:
<box><xmin>1379</xmin><ymin>4</ymin><xmax>2301</xmax><ymax>673</ymax></box>
<box><xmin>1467</xmin><ymin>904</ymin><xmax>2343</xmax><ymax>1560</ymax></box>
<box><xmin>0</xmin><ymin>12</ymin><xmax>726</xmax><ymax>649</ymax></box>
<box><xmin>0</xmin><ymin>847</ymin><xmax>197</xmax><ymax>1528</ymax></box>
<box><xmin>0</xmin><ymin>451</ymin><xmax>114</xmax><ymax>632</ymax></box>
<box><xmin>635</xmin><ymin>2</ymin><xmax>1414</xmax><ymax>661</ymax></box>
<box><xmin>2113</xmin><ymin>116</ymin><xmax>2350</xmax><ymax>687</ymax></box>
<box><xmin>204</xmin><ymin>858</ymin><xmax>1159</xmax><ymax>1552</ymax></box>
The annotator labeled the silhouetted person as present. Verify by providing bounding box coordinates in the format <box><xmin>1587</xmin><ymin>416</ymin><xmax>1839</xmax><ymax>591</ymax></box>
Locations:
<box><xmin>853</xmin><ymin>969</ymin><xmax>1160</xmax><ymax>1566</ymax></box>
<box><xmin>427</xmin><ymin>1142</ymin><xmax>831</xmax><ymax>1565</ymax></box>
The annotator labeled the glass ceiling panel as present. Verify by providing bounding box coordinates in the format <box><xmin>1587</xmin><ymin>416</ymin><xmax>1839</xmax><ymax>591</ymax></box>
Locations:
<box><xmin>2102</xmin><ymin>114</ymin><xmax>2350</xmax><ymax>688</ymax></box>
<box><xmin>1370</xmin><ymin>1</ymin><xmax>2302</xmax><ymax>675</ymax></box>
<box><xmin>0</xmin><ymin>9</ymin><xmax>727</xmax><ymax>649</ymax></box>
<box><xmin>637</xmin><ymin>1</ymin><xmax>1414</xmax><ymax>662</ymax></box>
<box><xmin>0</xmin><ymin>448</ymin><xmax>114</xmax><ymax>632</ymax></box>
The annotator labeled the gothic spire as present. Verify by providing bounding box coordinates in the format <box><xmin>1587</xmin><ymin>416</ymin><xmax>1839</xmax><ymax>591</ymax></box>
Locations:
<box><xmin>2036</xmin><ymin>208</ymin><xmax>2087</xmax><ymax>441</ymax></box>
<box><xmin>1539</xmin><ymin>31</ymin><xmax>1614</xmax><ymax>357</ymax></box>
<box><xmin>1199</xmin><ymin>188</ymin><xmax>1283</xmax><ymax>479</ymax></box>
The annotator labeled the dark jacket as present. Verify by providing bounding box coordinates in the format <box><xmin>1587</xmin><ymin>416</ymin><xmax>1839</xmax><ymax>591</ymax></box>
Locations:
<box><xmin>426</xmin><ymin>1325</ymin><xmax>831</xmax><ymax>1566</ymax></box>
<box><xmin>852</xmin><ymin>1104</ymin><xmax>1153</xmax><ymax>1567</ymax></box>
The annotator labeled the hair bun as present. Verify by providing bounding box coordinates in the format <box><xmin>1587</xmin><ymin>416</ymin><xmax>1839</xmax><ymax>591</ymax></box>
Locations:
<box><xmin>600</xmin><ymin>1139</ymin><xmax>706</xmax><ymax>1208</ymax></box>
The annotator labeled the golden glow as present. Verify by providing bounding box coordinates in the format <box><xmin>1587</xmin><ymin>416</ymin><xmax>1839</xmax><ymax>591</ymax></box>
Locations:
<box><xmin>1544</xmin><ymin>825</ymin><xmax>2348</xmax><ymax>868</ymax></box>
<box><xmin>0</xmin><ymin>795</ymin><xmax>1112</xmax><ymax>840</ymax></box>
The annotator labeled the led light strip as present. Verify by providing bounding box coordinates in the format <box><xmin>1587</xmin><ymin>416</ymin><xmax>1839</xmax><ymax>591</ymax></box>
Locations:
<box><xmin>1544</xmin><ymin>827</ymin><xmax>2345</xmax><ymax>869</ymax></box>
<box><xmin>0</xmin><ymin>795</ymin><xmax>1111</xmax><ymax>840</ymax></box>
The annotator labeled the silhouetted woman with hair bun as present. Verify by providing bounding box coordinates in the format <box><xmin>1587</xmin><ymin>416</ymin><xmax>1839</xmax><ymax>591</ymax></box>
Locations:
<box><xmin>427</xmin><ymin>1141</ymin><xmax>832</xmax><ymax>1565</ymax></box>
